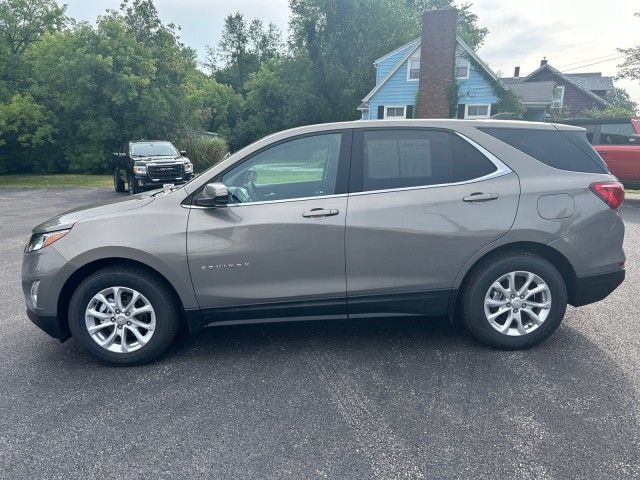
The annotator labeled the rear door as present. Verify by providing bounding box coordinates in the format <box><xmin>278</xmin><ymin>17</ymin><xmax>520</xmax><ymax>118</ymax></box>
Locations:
<box><xmin>594</xmin><ymin>121</ymin><xmax>640</xmax><ymax>183</ymax></box>
<box><xmin>345</xmin><ymin>128</ymin><xmax>520</xmax><ymax>317</ymax></box>
<box><xmin>187</xmin><ymin>131</ymin><xmax>351</xmax><ymax>323</ymax></box>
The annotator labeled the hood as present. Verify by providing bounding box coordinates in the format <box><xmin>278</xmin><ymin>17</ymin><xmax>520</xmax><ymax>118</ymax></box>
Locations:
<box><xmin>33</xmin><ymin>194</ymin><xmax>154</xmax><ymax>233</ymax></box>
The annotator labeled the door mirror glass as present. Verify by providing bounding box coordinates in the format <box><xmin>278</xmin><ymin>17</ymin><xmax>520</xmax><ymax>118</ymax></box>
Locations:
<box><xmin>196</xmin><ymin>182</ymin><xmax>229</xmax><ymax>207</ymax></box>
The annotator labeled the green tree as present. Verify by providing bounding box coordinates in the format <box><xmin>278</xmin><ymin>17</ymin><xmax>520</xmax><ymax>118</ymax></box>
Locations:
<box><xmin>0</xmin><ymin>93</ymin><xmax>54</xmax><ymax>173</ymax></box>
<box><xmin>617</xmin><ymin>13</ymin><xmax>639</xmax><ymax>80</ymax></box>
<box><xmin>206</xmin><ymin>13</ymin><xmax>283</xmax><ymax>93</ymax></box>
<box><xmin>0</xmin><ymin>0</ymin><xmax>67</xmax><ymax>95</ymax></box>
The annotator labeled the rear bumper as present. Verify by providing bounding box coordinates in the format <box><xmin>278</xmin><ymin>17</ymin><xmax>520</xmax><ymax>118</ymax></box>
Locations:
<box><xmin>26</xmin><ymin>309</ymin><xmax>70</xmax><ymax>342</ymax></box>
<box><xmin>572</xmin><ymin>269</ymin><xmax>625</xmax><ymax>307</ymax></box>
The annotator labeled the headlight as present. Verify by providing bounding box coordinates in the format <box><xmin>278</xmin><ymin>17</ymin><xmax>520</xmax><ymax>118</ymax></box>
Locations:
<box><xmin>133</xmin><ymin>165</ymin><xmax>147</xmax><ymax>175</ymax></box>
<box><xmin>184</xmin><ymin>161</ymin><xmax>193</xmax><ymax>174</ymax></box>
<box><xmin>25</xmin><ymin>229</ymin><xmax>70</xmax><ymax>253</ymax></box>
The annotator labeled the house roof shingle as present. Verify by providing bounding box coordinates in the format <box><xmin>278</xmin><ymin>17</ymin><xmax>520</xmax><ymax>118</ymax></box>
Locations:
<box><xmin>502</xmin><ymin>80</ymin><xmax>555</xmax><ymax>104</ymax></box>
<box><xmin>564</xmin><ymin>73</ymin><xmax>614</xmax><ymax>92</ymax></box>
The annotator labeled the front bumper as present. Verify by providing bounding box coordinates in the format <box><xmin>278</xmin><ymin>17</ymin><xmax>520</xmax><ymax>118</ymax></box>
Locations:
<box><xmin>572</xmin><ymin>269</ymin><xmax>625</xmax><ymax>307</ymax></box>
<box><xmin>134</xmin><ymin>174</ymin><xmax>193</xmax><ymax>189</ymax></box>
<box><xmin>26</xmin><ymin>309</ymin><xmax>70</xmax><ymax>341</ymax></box>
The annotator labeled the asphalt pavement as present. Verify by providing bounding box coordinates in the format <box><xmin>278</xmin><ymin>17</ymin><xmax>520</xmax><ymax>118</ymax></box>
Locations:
<box><xmin>0</xmin><ymin>187</ymin><xmax>638</xmax><ymax>479</ymax></box>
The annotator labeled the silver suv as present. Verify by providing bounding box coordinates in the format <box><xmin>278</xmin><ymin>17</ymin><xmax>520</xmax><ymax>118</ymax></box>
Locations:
<box><xmin>22</xmin><ymin>120</ymin><xmax>626</xmax><ymax>365</ymax></box>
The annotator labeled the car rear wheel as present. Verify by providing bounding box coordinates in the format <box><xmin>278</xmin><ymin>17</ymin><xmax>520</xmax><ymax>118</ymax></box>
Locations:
<box><xmin>68</xmin><ymin>266</ymin><xmax>180</xmax><ymax>365</ymax></box>
<box><xmin>461</xmin><ymin>251</ymin><xmax>567</xmax><ymax>349</ymax></box>
<box><xmin>113</xmin><ymin>170</ymin><xmax>125</xmax><ymax>192</ymax></box>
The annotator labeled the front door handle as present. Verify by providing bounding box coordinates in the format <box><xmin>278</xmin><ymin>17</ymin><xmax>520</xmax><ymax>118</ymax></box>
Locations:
<box><xmin>302</xmin><ymin>208</ymin><xmax>339</xmax><ymax>218</ymax></box>
<box><xmin>463</xmin><ymin>192</ymin><xmax>499</xmax><ymax>202</ymax></box>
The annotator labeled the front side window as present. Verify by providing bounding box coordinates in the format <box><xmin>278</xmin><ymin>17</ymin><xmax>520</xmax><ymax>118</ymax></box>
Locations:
<box><xmin>466</xmin><ymin>105</ymin><xmax>491</xmax><ymax>119</ymax></box>
<box><xmin>221</xmin><ymin>133</ymin><xmax>342</xmax><ymax>204</ymax></box>
<box><xmin>362</xmin><ymin>130</ymin><xmax>450</xmax><ymax>191</ymax></box>
<box><xmin>600</xmin><ymin>123</ymin><xmax>636</xmax><ymax>145</ymax></box>
<box><xmin>455</xmin><ymin>56</ymin><xmax>470</xmax><ymax>79</ymax></box>
<box><xmin>408</xmin><ymin>56</ymin><xmax>420</xmax><ymax>80</ymax></box>
<box><xmin>384</xmin><ymin>106</ymin><xmax>405</xmax><ymax>119</ymax></box>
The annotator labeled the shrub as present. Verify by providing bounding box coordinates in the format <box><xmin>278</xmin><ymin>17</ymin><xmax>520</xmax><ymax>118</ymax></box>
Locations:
<box><xmin>176</xmin><ymin>135</ymin><xmax>228</xmax><ymax>172</ymax></box>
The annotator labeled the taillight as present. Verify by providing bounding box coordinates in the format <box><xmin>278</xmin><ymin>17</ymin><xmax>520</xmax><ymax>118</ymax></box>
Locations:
<box><xmin>589</xmin><ymin>181</ymin><xmax>624</xmax><ymax>209</ymax></box>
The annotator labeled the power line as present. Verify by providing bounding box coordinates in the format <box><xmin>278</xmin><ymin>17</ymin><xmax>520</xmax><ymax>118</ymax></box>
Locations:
<box><xmin>563</xmin><ymin>56</ymin><xmax>626</xmax><ymax>72</ymax></box>
<box><xmin>557</xmin><ymin>53</ymin><xmax>622</xmax><ymax>68</ymax></box>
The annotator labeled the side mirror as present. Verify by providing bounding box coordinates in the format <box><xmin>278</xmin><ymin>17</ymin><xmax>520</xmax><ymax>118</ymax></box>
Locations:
<box><xmin>629</xmin><ymin>134</ymin><xmax>640</xmax><ymax>144</ymax></box>
<box><xmin>180</xmin><ymin>150</ymin><xmax>187</xmax><ymax>156</ymax></box>
<box><xmin>196</xmin><ymin>182</ymin><xmax>229</xmax><ymax>207</ymax></box>
<box><xmin>112</xmin><ymin>152</ymin><xmax>120</xmax><ymax>158</ymax></box>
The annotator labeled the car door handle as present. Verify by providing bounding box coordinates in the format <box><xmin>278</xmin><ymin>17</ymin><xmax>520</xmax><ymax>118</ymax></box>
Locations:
<box><xmin>302</xmin><ymin>208</ymin><xmax>339</xmax><ymax>218</ymax></box>
<box><xmin>463</xmin><ymin>192</ymin><xmax>499</xmax><ymax>202</ymax></box>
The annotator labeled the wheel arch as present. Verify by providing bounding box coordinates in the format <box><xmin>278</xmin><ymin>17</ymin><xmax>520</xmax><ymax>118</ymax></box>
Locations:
<box><xmin>57</xmin><ymin>257</ymin><xmax>191</xmax><ymax>338</ymax></box>
<box><xmin>455</xmin><ymin>241</ymin><xmax>579</xmax><ymax>313</ymax></box>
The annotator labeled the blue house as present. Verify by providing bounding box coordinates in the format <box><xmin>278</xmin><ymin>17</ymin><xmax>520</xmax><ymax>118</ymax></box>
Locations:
<box><xmin>359</xmin><ymin>30</ymin><xmax>503</xmax><ymax>120</ymax></box>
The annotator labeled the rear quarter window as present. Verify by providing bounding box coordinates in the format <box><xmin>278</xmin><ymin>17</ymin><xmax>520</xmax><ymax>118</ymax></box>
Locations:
<box><xmin>478</xmin><ymin>127</ymin><xmax>607</xmax><ymax>174</ymax></box>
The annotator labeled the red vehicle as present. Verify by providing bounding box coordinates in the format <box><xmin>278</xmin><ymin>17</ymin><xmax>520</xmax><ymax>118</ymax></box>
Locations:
<box><xmin>560</xmin><ymin>118</ymin><xmax>640</xmax><ymax>185</ymax></box>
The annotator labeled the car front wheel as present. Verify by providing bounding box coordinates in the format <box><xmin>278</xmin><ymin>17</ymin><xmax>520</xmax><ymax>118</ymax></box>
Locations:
<box><xmin>68</xmin><ymin>266</ymin><xmax>180</xmax><ymax>365</ymax></box>
<box><xmin>461</xmin><ymin>251</ymin><xmax>568</xmax><ymax>349</ymax></box>
<box><xmin>128</xmin><ymin>173</ymin><xmax>139</xmax><ymax>195</ymax></box>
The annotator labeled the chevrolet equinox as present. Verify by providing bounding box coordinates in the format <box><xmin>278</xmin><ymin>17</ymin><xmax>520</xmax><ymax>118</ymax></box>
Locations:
<box><xmin>22</xmin><ymin>120</ymin><xmax>626</xmax><ymax>365</ymax></box>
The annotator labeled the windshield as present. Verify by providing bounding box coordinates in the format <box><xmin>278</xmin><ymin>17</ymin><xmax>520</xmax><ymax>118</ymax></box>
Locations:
<box><xmin>130</xmin><ymin>142</ymin><xmax>178</xmax><ymax>157</ymax></box>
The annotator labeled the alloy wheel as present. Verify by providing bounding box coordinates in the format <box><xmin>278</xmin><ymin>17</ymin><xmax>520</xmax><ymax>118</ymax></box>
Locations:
<box><xmin>84</xmin><ymin>286</ymin><xmax>156</xmax><ymax>353</ymax></box>
<box><xmin>483</xmin><ymin>271</ymin><xmax>552</xmax><ymax>336</ymax></box>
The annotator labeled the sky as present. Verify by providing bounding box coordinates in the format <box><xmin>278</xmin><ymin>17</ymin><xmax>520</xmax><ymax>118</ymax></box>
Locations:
<box><xmin>65</xmin><ymin>0</ymin><xmax>640</xmax><ymax>106</ymax></box>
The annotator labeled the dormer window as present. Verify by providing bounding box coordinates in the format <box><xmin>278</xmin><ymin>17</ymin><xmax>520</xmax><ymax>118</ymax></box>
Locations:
<box><xmin>407</xmin><ymin>55</ymin><xmax>420</xmax><ymax>81</ymax></box>
<box><xmin>455</xmin><ymin>56</ymin><xmax>470</xmax><ymax>79</ymax></box>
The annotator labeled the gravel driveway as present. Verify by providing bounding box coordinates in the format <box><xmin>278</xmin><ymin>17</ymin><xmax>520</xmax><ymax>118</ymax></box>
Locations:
<box><xmin>1</xmin><ymin>187</ymin><xmax>638</xmax><ymax>479</ymax></box>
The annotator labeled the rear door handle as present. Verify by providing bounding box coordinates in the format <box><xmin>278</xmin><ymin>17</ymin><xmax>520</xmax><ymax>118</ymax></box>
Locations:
<box><xmin>463</xmin><ymin>192</ymin><xmax>499</xmax><ymax>202</ymax></box>
<box><xmin>302</xmin><ymin>208</ymin><xmax>339</xmax><ymax>218</ymax></box>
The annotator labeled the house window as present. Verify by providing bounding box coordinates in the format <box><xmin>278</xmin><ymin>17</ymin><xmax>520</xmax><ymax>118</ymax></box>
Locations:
<box><xmin>407</xmin><ymin>56</ymin><xmax>420</xmax><ymax>80</ymax></box>
<box><xmin>384</xmin><ymin>106</ymin><xmax>405</xmax><ymax>119</ymax></box>
<box><xmin>465</xmin><ymin>104</ymin><xmax>491</xmax><ymax>119</ymax></box>
<box><xmin>455</xmin><ymin>56</ymin><xmax>470</xmax><ymax>79</ymax></box>
<box><xmin>552</xmin><ymin>85</ymin><xmax>565</xmax><ymax>108</ymax></box>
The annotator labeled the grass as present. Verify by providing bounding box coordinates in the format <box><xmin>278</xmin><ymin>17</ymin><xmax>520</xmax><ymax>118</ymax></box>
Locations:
<box><xmin>257</xmin><ymin>169</ymin><xmax>322</xmax><ymax>184</ymax></box>
<box><xmin>0</xmin><ymin>174</ymin><xmax>112</xmax><ymax>188</ymax></box>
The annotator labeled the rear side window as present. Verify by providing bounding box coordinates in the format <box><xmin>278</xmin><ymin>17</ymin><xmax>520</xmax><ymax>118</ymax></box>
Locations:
<box><xmin>362</xmin><ymin>130</ymin><xmax>450</xmax><ymax>190</ymax></box>
<box><xmin>600</xmin><ymin>123</ymin><xmax>635</xmax><ymax>145</ymax></box>
<box><xmin>478</xmin><ymin>127</ymin><xmax>607</xmax><ymax>173</ymax></box>
<box><xmin>451</xmin><ymin>134</ymin><xmax>497</xmax><ymax>182</ymax></box>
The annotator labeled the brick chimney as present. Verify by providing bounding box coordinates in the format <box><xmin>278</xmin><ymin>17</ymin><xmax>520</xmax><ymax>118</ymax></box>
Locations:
<box><xmin>540</xmin><ymin>57</ymin><xmax>548</xmax><ymax>67</ymax></box>
<box><xmin>416</xmin><ymin>9</ymin><xmax>459</xmax><ymax>118</ymax></box>
<box><xmin>514</xmin><ymin>66</ymin><xmax>520</xmax><ymax>78</ymax></box>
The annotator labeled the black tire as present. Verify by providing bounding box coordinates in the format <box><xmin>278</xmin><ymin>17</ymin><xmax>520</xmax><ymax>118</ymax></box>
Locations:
<box><xmin>68</xmin><ymin>266</ymin><xmax>180</xmax><ymax>366</ymax></box>
<box><xmin>113</xmin><ymin>170</ymin><xmax>125</xmax><ymax>192</ymax></box>
<box><xmin>128</xmin><ymin>173</ymin><xmax>139</xmax><ymax>195</ymax></box>
<box><xmin>461</xmin><ymin>251</ymin><xmax>567</xmax><ymax>349</ymax></box>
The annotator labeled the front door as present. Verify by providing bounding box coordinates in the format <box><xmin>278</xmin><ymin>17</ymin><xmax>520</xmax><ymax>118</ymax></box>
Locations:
<box><xmin>187</xmin><ymin>131</ymin><xmax>351</xmax><ymax>324</ymax></box>
<box><xmin>345</xmin><ymin>128</ymin><xmax>520</xmax><ymax>317</ymax></box>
